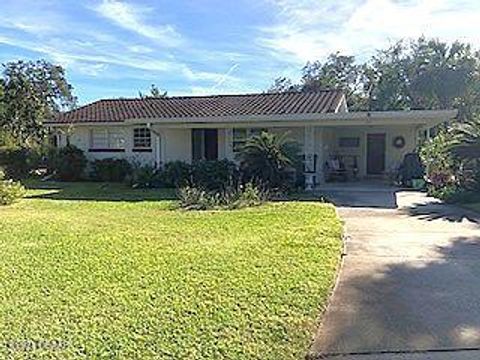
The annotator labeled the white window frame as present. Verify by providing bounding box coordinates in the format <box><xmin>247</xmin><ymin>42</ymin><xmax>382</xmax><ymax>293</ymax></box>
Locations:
<box><xmin>133</xmin><ymin>127</ymin><xmax>152</xmax><ymax>149</ymax></box>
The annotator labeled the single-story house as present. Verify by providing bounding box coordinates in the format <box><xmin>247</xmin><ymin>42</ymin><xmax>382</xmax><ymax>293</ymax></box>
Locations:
<box><xmin>47</xmin><ymin>90</ymin><xmax>457</xmax><ymax>188</ymax></box>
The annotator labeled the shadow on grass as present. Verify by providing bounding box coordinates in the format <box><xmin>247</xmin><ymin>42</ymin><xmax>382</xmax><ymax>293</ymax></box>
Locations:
<box><xmin>313</xmin><ymin>235</ymin><xmax>480</xmax><ymax>357</ymax></box>
<box><xmin>25</xmin><ymin>181</ymin><xmax>177</xmax><ymax>202</ymax></box>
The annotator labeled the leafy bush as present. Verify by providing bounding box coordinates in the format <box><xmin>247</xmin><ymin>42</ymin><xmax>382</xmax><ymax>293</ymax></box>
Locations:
<box><xmin>49</xmin><ymin>145</ymin><xmax>87</xmax><ymax>181</ymax></box>
<box><xmin>398</xmin><ymin>153</ymin><xmax>424</xmax><ymax>186</ymax></box>
<box><xmin>177</xmin><ymin>186</ymin><xmax>212</xmax><ymax>210</ymax></box>
<box><xmin>0</xmin><ymin>172</ymin><xmax>26</xmax><ymax>205</ymax></box>
<box><xmin>0</xmin><ymin>146</ymin><xmax>41</xmax><ymax>179</ymax></box>
<box><xmin>191</xmin><ymin>159</ymin><xmax>239</xmax><ymax>191</ymax></box>
<box><xmin>160</xmin><ymin>160</ymin><xmax>240</xmax><ymax>190</ymax></box>
<box><xmin>420</xmin><ymin>129</ymin><xmax>458</xmax><ymax>190</ymax></box>
<box><xmin>427</xmin><ymin>184</ymin><xmax>462</xmax><ymax>202</ymax></box>
<box><xmin>177</xmin><ymin>182</ymin><xmax>266</xmax><ymax>210</ymax></box>
<box><xmin>161</xmin><ymin>161</ymin><xmax>191</xmax><ymax>188</ymax></box>
<box><xmin>91</xmin><ymin>158</ymin><xmax>132</xmax><ymax>182</ymax></box>
<box><xmin>128</xmin><ymin>164</ymin><xmax>162</xmax><ymax>189</ymax></box>
<box><xmin>238</xmin><ymin>132</ymin><xmax>300</xmax><ymax>190</ymax></box>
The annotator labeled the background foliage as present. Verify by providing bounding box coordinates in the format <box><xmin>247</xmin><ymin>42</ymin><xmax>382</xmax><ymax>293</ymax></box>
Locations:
<box><xmin>269</xmin><ymin>37</ymin><xmax>480</xmax><ymax>119</ymax></box>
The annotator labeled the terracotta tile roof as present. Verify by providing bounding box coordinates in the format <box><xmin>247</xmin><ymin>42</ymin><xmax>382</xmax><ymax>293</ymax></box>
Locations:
<box><xmin>51</xmin><ymin>90</ymin><xmax>345</xmax><ymax>124</ymax></box>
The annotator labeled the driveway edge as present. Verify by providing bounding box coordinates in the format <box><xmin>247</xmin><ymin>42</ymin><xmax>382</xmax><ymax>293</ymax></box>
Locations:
<box><xmin>305</xmin><ymin>205</ymin><xmax>348</xmax><ymax>360</ymax></box>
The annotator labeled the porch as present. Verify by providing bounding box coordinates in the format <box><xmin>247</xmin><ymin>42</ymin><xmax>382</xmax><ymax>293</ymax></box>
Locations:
<box><xmin>185</xmin><ymin>123</ymin><xmax>425</xmax><ymax>189</ymax></box>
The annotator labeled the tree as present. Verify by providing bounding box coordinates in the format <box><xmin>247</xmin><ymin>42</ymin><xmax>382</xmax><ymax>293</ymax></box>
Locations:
<box><xmin>0</xmin><ymin>60</ymin><xmax>76</xmax><ymax>145</ymax></box>
<box><xmin>238</xmin><ymin>131</ymin><xmax>300</xmax><ymax>189</ymax></box>
<box><xmin>267</xmin><ymin>77</ymin><xmax>300</xmax><ymax>93</ymax></box>
<box><xmin>301</xmin><ymin>53</ymin><xmax>367</xmax><ymax>110</ymax></box>
<box><xmin>266</xmin><ymin>37</ymin><xmax>480</xmax><ymax>116</ymax></box>
<box><xmin>366</xmin><ymin>42</ymin><xmax>411</xmax><ymax>111</ymax></box>
<box><xmin>408</xmin><ymin>38</ymin><xmax>478</xmax><ymax>114</ymax></box>
<box><xmin>139</xmin><ymin>84</ymin><xmax>168</xmax><ymax>99</ymax></box>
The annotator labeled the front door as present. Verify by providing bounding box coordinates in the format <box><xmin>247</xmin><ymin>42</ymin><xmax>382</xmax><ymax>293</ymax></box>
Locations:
<box><xmin>367</xmin><ymin>133</ymin><xmax>386</xmax><ymax>175</ymax></box>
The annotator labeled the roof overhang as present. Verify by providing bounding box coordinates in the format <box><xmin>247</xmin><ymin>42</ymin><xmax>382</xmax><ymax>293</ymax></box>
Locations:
<box><xmin>46</xmin><ymin>109</ymin><xmax>458</xmax><ymax>128</ymax></box>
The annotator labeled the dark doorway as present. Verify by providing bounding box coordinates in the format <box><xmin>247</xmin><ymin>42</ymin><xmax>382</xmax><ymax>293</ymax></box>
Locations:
<box><xmin>204</xmin><ymin>129</ymin><xmax>218</xmax><ymax>160</ymax></box>
<box><xmin>192</xmin><ymin>129</ymin><xmax>218</xmax><ymax>161</ymax></box>
<box><xmin>367</xmin><ymin>133</ymin><xmax>386</xmax><ymax>175</ymax></box>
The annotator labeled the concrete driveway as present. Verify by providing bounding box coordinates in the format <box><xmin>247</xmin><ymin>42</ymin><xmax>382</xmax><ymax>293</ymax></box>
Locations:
<box><xmin>309</xmin><ymin>185</ymin><xmax>480</xmax><ymax>359</ymax></box>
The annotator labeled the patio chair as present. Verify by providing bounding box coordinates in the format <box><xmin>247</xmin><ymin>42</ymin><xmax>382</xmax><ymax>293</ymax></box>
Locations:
<box><xmin>325</xmin><ymin>157</ymin><xmax>348</xmax><ymax>182</ymax></box>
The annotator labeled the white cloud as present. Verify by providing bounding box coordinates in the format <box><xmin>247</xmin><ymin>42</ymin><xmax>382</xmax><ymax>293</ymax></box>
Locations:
<box><xmin>0</xmin><ymin>34</ymin><xmax>242</xmax><ymax>87</ymax></box>
<box><xmin>93</xmin><ymin>0</ymin><xmax>182</xmax><ymax>47</ymax></box>
<box><xmin>259</xmin><ymin>0</ymin><xmax>480</xmax><ymax>64</ymax></box>
<box><xmin>128</xmin><ymin>45</ymin><xmax>154</xmax><ymax>53</ymax></box>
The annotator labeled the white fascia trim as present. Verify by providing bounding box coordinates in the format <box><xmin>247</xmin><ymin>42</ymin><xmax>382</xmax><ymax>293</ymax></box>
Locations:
<box><xmin>46</xmin><ymin>109</ymin><xmax>458</xmax><ymax>128</ymax></box>
<box><xmin>124</xmin><ymin>109</ymin><xmax>458</xmax><ymax>125</ymax></box>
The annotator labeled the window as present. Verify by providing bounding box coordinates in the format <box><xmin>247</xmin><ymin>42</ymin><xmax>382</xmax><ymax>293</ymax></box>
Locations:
<box><xmin>339</xmin><ymin>137</ymin><xmax>360</xmax><ymax>148</ymax></box>
<box><xmin>90</xmin><ymin>129</ymin><xmax>125</xmax><ymax>150</ymax></box>
<box><xmin>233</xmin><ymin>129</ymin><xmax>248</xmax><ymax>152</ymax></box>
<box><xmin>133</xmin><ymin>127</ymin><xmax>151</xmax><ymax>149</ymax></box>
<box><xmin>232</xmin><ymin>128</ymin><xmax>267</xmax><ymax>152</ymax></box>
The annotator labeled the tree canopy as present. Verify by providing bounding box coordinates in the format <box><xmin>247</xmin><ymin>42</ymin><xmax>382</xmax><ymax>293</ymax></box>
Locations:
<box><xmin>139</xmin><ymin>84</ymin><xmax>168</xmax><ymax>99</ymax></box>
<box><xmin>268</xmin><ymin>37</ymin><xmax>480</xmax><ymax>118</ymax></box>
<box><xmin>0</xmin><ymin>60</ymin><xmax>76</xmax><ymax>145</ymax></box>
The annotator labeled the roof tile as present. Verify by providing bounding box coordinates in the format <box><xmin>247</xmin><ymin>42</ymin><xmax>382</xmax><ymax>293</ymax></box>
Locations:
<box><xmin>51</xmin><ymin>90</ymin><xmax>344</xmax><ymax>124</ymax></box>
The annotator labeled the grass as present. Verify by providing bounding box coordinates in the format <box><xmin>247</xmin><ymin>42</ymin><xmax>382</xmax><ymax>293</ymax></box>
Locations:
<box><xmin>0</xmin><ymin>182</ymin><xmax>342</xmax><ymax>359</ymax></box>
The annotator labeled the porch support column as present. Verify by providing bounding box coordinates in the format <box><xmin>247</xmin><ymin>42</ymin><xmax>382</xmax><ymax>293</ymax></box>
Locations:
<box><xmin>148</xmin><ymin>123</ymin><xmax>162</xmax><ymax>168</ymax></box>
<box><xmin>224</xmin><ymin>128</ymin><xmax>234</xmax><ymax>160</ymax></box>
<box><xmin>304</xmin><ymin>125</ymin><xmax>315</xmax><ymax>191</ymax></box>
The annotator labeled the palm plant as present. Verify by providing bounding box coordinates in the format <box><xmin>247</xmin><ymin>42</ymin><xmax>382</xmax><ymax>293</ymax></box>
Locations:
<box><xmin>237</xmin><ymin>131</ymin><xmax>301</xmax><ymax>189</ymax></box>
<box><xmin>450</xmin><ymin>117</ymin><xmax>480</xmax><ymax>159</ymax></box>
<box><xmin>449</xmin><ymin>117</ymin><xmax>480</xmax><ymax>190</ymax></box>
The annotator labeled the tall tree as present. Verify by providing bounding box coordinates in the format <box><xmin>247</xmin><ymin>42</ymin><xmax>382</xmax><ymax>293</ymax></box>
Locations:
<box><xmin>0</xmin><ymin>60</ymin><xmax>76</xmax><ymax>145</ymax></box>
<box><xmin>267</xmin><ymin>77</ymin><xmax>300</xmax><ymax>93</ymax></box>
<box><xmin>267</xmin><ymin>37</ymin><xmax>480</xmax><ymax>116</ymax></box>
<box><xmin>366</xmin><ymin>42</ymin><xmax>411</xmax><ymax>111</ymax></box>
<box><xmin>301</xmin><ymin>53</ymin><xmax>367</xmax><ymax>110</ymax></box>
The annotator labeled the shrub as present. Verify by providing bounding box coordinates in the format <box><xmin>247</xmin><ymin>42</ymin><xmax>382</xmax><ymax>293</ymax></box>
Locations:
<box><xmin>128</xmin><ymin>164</ymin><xmax>162</xmax><ymax>189</ymax></box>
<box><xmin>91</xmin><ymin>158</ymin><xmax>132</xmax><ymax>182</ymax></box>
<box><xmin>177</xmin><ymin>186</ymin><xmax>213</xmax><ymax>210</ymax></box>
<box><xmin>0</xmin><ymin>146</ymin><xmax>41</xmax><ymax>179</ymax></box>
<box><xmin>427</xmin><ymin>184</ymin><xmax>463</xmax><ymax>202</ymax></box>
<box><xmin>177</xmin><ymin>182</ymin><xmax>266</xmax><ymax>210</ymax></box>
<box><xmin>161</xmin><ymin>161</ymin><xmax>191</xmax><ymax>188</ymax></box>
<box><xmin>50</xmin><ymin>145</ymin><xmax>87</xmax><ymax>181</ymax></box>
<box><xmin>420</xmin><ymin>129</ymin><xmax>458</xmax><ymax>190</ymax></box>
<box><xmin>0</xmin><ymin>177</ymin><xmax>26</xmax><ymax>205</ymax></box>
<box><xmin>191</xmin><ymin>159</ymin><xmax>239</xmax><ymax>191</ymax></box>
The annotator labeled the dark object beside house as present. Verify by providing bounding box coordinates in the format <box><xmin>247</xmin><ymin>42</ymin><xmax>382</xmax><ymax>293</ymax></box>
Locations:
<box><xmin>398</xmin><ymin>153</ymin><xmax>425</xmax><ymax>187</ymax></box>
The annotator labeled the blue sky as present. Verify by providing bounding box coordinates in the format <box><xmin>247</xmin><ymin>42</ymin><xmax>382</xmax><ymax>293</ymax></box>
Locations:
<box><xmin>1</xmin><ymin>0</ymin><xmax>479</xmax><ymax>104</ymax></box>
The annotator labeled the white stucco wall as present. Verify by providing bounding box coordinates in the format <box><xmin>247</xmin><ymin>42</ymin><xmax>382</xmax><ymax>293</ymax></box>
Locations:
<box><xmin>60</xmin><ymin>123</ymin><xmax>418</xmax><ymax>179</ymax></box>
<box><xmin>64</xmin><ymin>125</ymin><xmax>192</xmax><ymax>166</ymax></box>
<box><xmin>323</xmin><ymin>125</ymin><xmax>418</xmax><ymax>177</ymax></box>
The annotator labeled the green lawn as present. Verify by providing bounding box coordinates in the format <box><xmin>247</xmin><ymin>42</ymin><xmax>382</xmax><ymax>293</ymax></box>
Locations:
<box><xmin>0</xmin><ymin>182</ymin><xmax>342</xmax><ymax>359</ymax></box>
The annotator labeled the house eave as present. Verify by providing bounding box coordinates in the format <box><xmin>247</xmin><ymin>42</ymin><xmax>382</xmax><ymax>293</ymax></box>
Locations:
<box><xmin>45</xmin><ymin>109</ymin><xmax>458</xmax><ymax>128</ymax></box>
